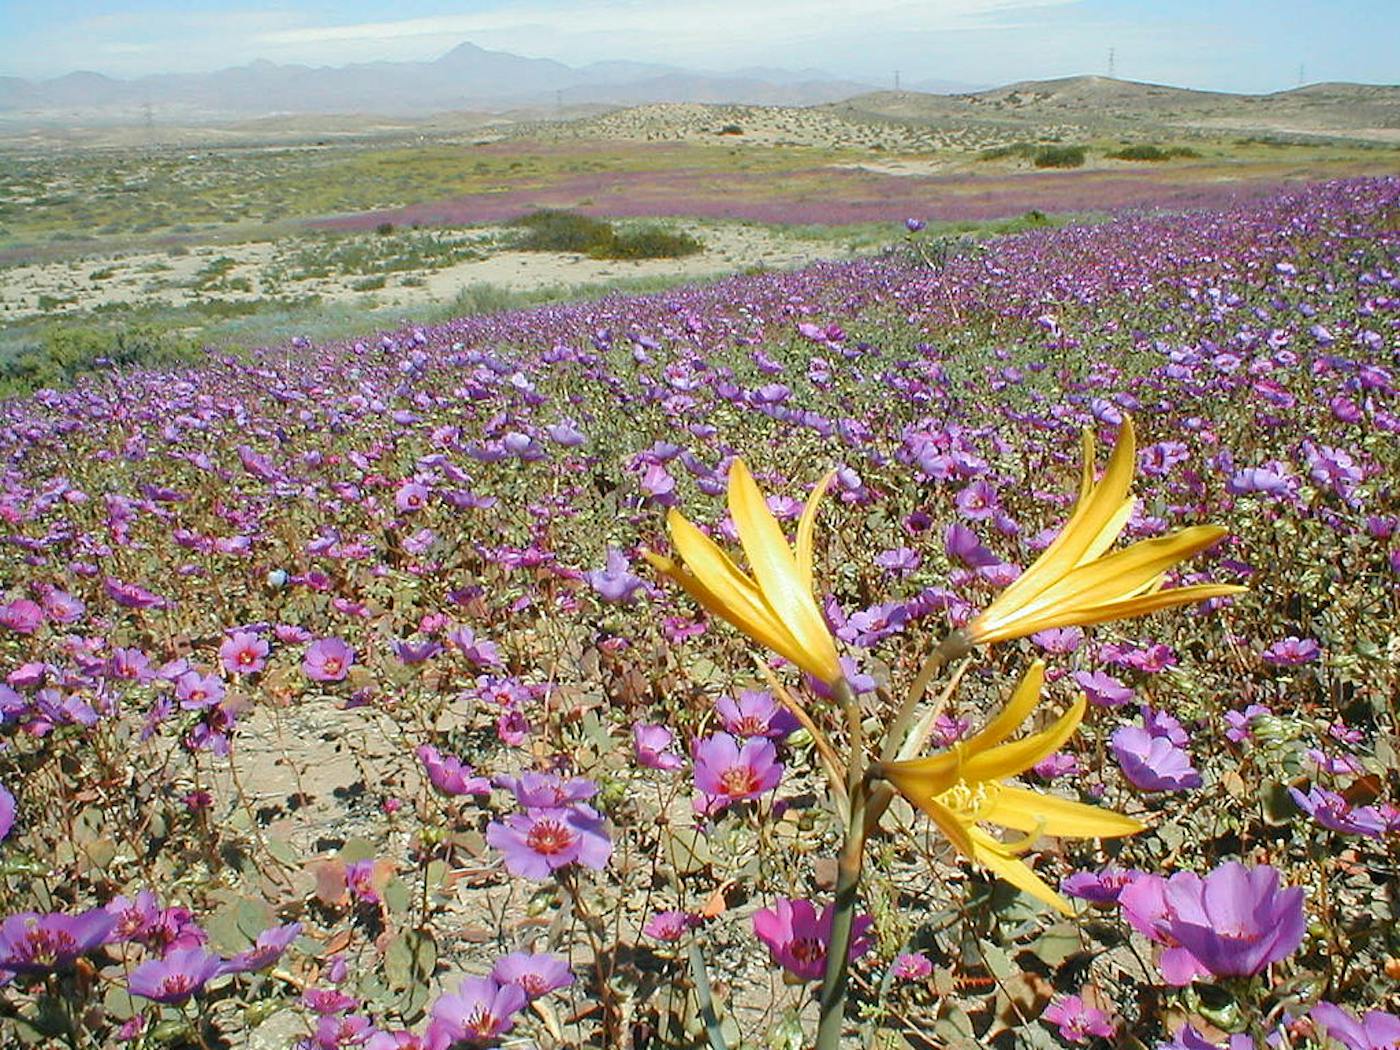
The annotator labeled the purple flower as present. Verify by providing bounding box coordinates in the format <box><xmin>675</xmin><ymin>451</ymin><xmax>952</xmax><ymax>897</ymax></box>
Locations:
<box><xmin>692</xmin><ymin>733</ymin><xmax>783</xmax><ymax>811</ymax></box>
<box><xmin>1042</xmin><ymin>995</ymin><xmax>1116</xmax><ymax>1043</ymax></box>
<box><xmin>490</xmin><ymin>951</ymin><xmax>573</xmax><ymax>999</ymax></box>
<box><xmin>417</xmin><ymin>745</ymin><xmax>492</xmax><ymax>797</ymax></box>
<box><xmin>221</xmin><ymin>922</ymin><xmax>302</xmax><ymax>974</ymax></box>
<box><xmin>0</xmin><ymin>908</ymin><xmax>116</xmax><ymax>973</ymax></box>
<box><xmin>495</xmin><ymin>771</ymin><xmax>597</xmax><ymax>809</ymax></box>
<box><xmin>1157</xmin><ymin>1026</ymin><xmax>1256</xmax><ymax>1050</ymax></box>
<box><xmin>128</xmin><ymin>947</ymin><xmax>224</xmax><ymax>1004</ymax></box>
<box><xmin>944</xmin><ymin>522</ymin><xmax>999</xmax><ymax>569</ymax></box>
<box><xmin>1072</xmin><ymin>670</ymin><xmax>1134</xmax><ymax>707</ymax></box>
<box><xmin>633</xmin><ymin>723</ymin><xmax>685</xmax><ymax>771</ymax></box>
<box><xmin>1224</xmin><ymin>704</ymin><xmax>1271</xmax><ymax>743</ymax></box>
<box><xmin>427</xmin><ymin>977</ymin><xmax>527</xmax><ymax>1047</ymax></box>
<box><xmin>0</xmin><ymin>599</ymin><xmax>42</xmax><ymax>635</ymax></box>
<box><xmin>1310</xmin><ymin>1002</ymin><xmax>1400</xmax><ymax>1050</ymax></box>
<box><xmin>395</xmin><ymin>481</ymin><xmax>430</xmax><ymax>513</ymax></box>
<box><xmin>585</xmin><ymin>548</ymin><xmax>645</xmax><ymax>603</ymax></box>
<box><xmin>220</xmin><ymin>631</ymin><xmax>268</xmax><ymax>675</ymax></box>
<box><xmin>1112</xmin><ymin>725</ymin><xmax>1201</xmax><ymax>792</ymax></box>
<box><xmin>891</xmin><ymin>951</ymin><xmax>932</xmax><ymax>981</ymax></box>
<box><xmin>0</xmin><ymin>783</ymin><xmax>14</xmax><ymax>841</ymax></box>
<box><xmin>955</xmin><ymin>479</ymin><xmax>999</xmax><ymax>521</ymax></box>
<box><xmin>1118</xmin><ymin>875</ymin><xmax>1211</xmax><ymax>986</ymax></box>
<box><xmin>1062</xmin><ymin>866</ymin><xmax>1139</xmax><ymax>906</ymax></box>
<box><xmin>485</xmin><ymin>807</ymin><xmax>612</xmax><ymax>879</ymax></box>
<box><xmin>752</xmin><ymin>898</ymin><xmax>872</xmax><ymax>982</ymax></box>
<box><xmin>304</xmin><ymin>638</ymin><xmax>354</xmax><ymax>682</ymax></box>
<box><xmin>874</xmin><ymin>546</ymin><xmax>921</xmax><ymax>576</ymax></box>
<box><xmin>714</xmin><ymin>689</ymin><xmax>798</xmax><ymax>739</ymax></box>
<box><xmin>1261</xmin><ymin>636</ymin><xmax>1321</xmax><ymax>666</ymax></box>
<box><xmin>1289</xmin><ymin>786</ymin><xmax>1388</xmax><ymax>838</ymax></box>
<box><xmin>643</xmin><ymin>910</ymin><xmax>697</xmax><ymax>941</ymax></box>
<box><xmin>447</xmin><ymin>626</ymin><xmax>501</xmax><ymax>668</ymax></box>
<box><xmin>1162</xmin><ymin>862</ymin><xmax>1306</xmax><ymax>979</ymax></box>
<box><xmin>905</xmin><ymin>217</ymin><xmax>925</xmax><ymax>232</ymax></box>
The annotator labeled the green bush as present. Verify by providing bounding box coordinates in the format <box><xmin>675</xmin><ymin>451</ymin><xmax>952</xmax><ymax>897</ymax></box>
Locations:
<box><xmin>0</xmin><ymin>322</ymin><xmax>202</xmax><ymax>397</ymax></box>
<box><xmin>507</xmin><ymin>209</ymin><xmax>616</xmax><ymax>253</ymax></box>
<box><xmin>595</xmin><ymin>226</ymin><xmax>703</xmax><ymax>260</ymax></box>
<box><xmin>1033</xmin><ymin>145</ymin><xmax>1086</xmax><ymax>168</ymax></box>
<box><xmin>1108</xmin><ymin>144</ymin><xmax>1203</xmax><ymax>162</ymax></box>
<box><xmin>507</xmin><ymin>210</ymin><xmax>703</xmax><ymax>259</ymax></box>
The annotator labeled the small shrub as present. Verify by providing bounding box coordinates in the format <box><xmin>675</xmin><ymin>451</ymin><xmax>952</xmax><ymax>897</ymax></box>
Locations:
<box><xmin>351</xmin><ymin>276</ymin><xmax>387</xmax><ymax>291</ymax></box>
<box><xmin>1108</xmin><ymin>144</ymin><xmax>1203</xmax><ymax>162</ymax></box>
<box><xmin>508</xmin><ymin>209</ymin><xmax>615</xmax><ymax>253</ymax></box>
<box><xmin>1033</xmin><ymin>145</ymin><xmax>1086</xmax><ymax>168</ymax></box>
<box><xmin>375</xmin><ymin>222</ymin><xmax>396</xmax><ymax>236</ymax></box>
<box><xmin>719</xmin><ymin>124</ymin><xmax>744</xmax><ymax>135</ymax></box>
<box><xmin>595</xmin><ymin>226</ymin><xmax>703</xmax><ymax>260</ymax></box>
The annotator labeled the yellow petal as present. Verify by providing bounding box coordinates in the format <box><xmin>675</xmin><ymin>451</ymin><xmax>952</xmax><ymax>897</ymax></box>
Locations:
<box><xmin>1005</xmin><ymin>525</ymin><xmax>1228</xmax><ymax>629</ymax></box>
<box><xmin>881</xmin><ymin>752</ymin><xmax>963</xmax><ymax>802</ymax></box>
<box><xmin>981</xmin><ymin>417</ymin><xmax>1137</xmax><ymax>623</ymax></box>
<box><xmin>965</xmin><ymin>660</ymin><xmax>1044</xmax><ymax>754</ymax></box>
<box><xmin>727</xmin><ymin>460</ymin><xmax>841</xmax><ymax>683</ymax></box>
<box><xmin>981</xmin><ymin>785</ymin><xmax>1145</xmax><ymax>839</ymax></box>
<box><xmin>665</xmin><ymin>508</ymin><xmax>778</xmax><ymax>636</ymax></box>
<box><xmin>961</xmin><ymin>696</ymin><xmax>1086</xmax><ymax>783</ymax></box>
<box><xmin>794</xmin><ymin>469</ymin><xmax>835</xmax><ymax>593</ymax></box>
<box><xmin>967</xmin><ymin>828</ymin><xmax>1073</xmax><ymax>914</ymax></box>
<box><xmin>914</xmin><ymin>794</ymin><xmax>978</xmax><ymax>862</ymax></box>
<box><xmin>1018</xmin><ymin>583</ymin><xmax>1248</xmax><ymax>634</ymax></box>
<box><xmin>1076</xmin><ymin>427</ymin><xmax>1095</xmax><ymax>506</ymax></box>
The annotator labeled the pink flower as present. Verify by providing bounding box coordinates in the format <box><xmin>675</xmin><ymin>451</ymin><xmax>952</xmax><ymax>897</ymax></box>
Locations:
<box><xmin>891</xmin><ymin>952</ymin><xmax>932</xmax><ymax>981</ymax></box>
<box><xmin>643</xmin><ymin>910</ymin><xmax>697</xmax><ymax>941</ymax></box>
<box><xmin>219</xmin><ymin>631</ymin><xmax>268</xmax><ymax>675</ymax></box>
<box><xmin>633</xmin><ymin>723</ymin><xmax>684</xmax><ymax>771</ymax></box>
<box><xmin>304</xmin><ymin>638</ymin><xmax>354</xmax><ymax>682</ymax></box>
<box><xmin>692</xmin><ymin>733</ymin><xmax>782</xmax><ymax>812</ymax></box>
<box><xmin>752</xmin><ymin>898</ymin><xmax>873</xmax><ymax>982</ymax></box>
<box><xmin>1042</xmin><ymin>995</ymin><xmax>1116</xmax><ymax>1043</ymax></box>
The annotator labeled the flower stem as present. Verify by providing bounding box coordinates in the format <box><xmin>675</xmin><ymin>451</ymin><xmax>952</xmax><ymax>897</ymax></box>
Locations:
<box><xmin>817</xmin><ymin>678</ymin><xmax>870</xmax><ymax>1050</ymax></box>
<box><xmin>880</xmin><ymin>631</ymin><xmax>971</xmax><ymax>765</ymax></box>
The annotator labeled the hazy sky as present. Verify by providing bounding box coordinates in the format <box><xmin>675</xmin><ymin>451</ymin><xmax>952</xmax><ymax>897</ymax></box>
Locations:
<box><xmin>2</xmin><ymin>0</ymin><xmax>1396</xmax><ymax>93</ymax></box>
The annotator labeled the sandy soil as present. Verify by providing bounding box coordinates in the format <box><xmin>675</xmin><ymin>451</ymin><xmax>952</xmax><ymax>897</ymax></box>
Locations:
<box><xmin>0</xmin><ymin>222</ymin><xmax>863</xmax><ymax>322</ymax></box>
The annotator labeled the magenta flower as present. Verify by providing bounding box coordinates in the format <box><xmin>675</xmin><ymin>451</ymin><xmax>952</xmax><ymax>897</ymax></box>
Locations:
<box><xmin>221</xmin><ymin>922</ymin><xmax>302</xmax><ymax>974</ymax></box>
<box><xmin>304</xmin><ymin>637</ymin><xmax>354</xmax><ymax>682</ymax></box>
<box><xmin>485</xmin><ymin>807</ymin><xmax>612</xmax><ymax>879</ymax></box>
<box><xmin>426</xmin><ymin>976</ymin><xmax>527</xmax><ymax>1047</ymax></box>
<box><xmin>692</xmin><ymin>733</ymin><xmax>783</xmax><ymax>811</ymax></box>
<box><xmin>495</xmin><ymin>772</ymin><xmax>596</xmax><ymax>809</ymax></box>
<box><xmin>713</xmin><ymin>689</ymin><xmax>797</xmax><ymax>739</ymax></box>
<box><xmin>395</xmin><ymin>481</ymin><xmax>430</xmax><ymax>513</ymax></box>
<box><xmin>1310</xmin><ymin>1002</ymin><xmax>1400</xmax><ymax>1050</ymax></box>
<box><xmin>447</xmin><ymin>627</ymin><xmax>501</xmax><ymax>668</ymax></box>
<box><xmin>417</xmin><ymin>745</ymin><xmax>491</xmax><ymax>797</ymax></box>
<box><xmin>1289</xmin><ymin>786</ymin><xmax>1388</xmax><ymax>838</ymax></box>
<box><xmin>1042</xmin><ymin>995</ymin><xmax>1116</xmax><ymax>1043</ymax></box>
<box><xmin>128</xmin><ymin>947</ymin><xmax>224</xmax><ymax>1004</ymax></box>
<box><xmin>0</xmin><ymin>908</ymin><xmax>116</xmax><ymax>973</ymax></box>
<box><xmin>1062</xmin><ymin>866</ymin><xmax>1139</xmax><ymax>906</ymax></box>
<box><xmin>175</xmin><ymin>670</ymin><xmax>225</xmax><ymax>710</ymax></box>
<box><xmin>1118</xmin><ymin>875</ymin><xmax>1210</xmax><ymax>986</ymax></box>
<box><xmin>1162</xmin><ymin>862</ymin><xmax>1306</xmax><ymax>979</ymax></box>
<box><xmin>490</xmin><ymin>951</ymin><xmax>573</xmax><ymax>999</ymax></box>
<box><xmin>644</xmin><ymin>910</ymin><xmax>697</xmax><ymax>942</ymax></box>
<box><xmin>1261</xmin><ymin>636</ymin><xmax>1322</xmax><ymax>666</ymax></box>
<box><xmin>633</xmin><ymin>723</ymin><xmax>684</xmax><ymax>771</ymax></box>
<box><xmin>752</xmin><ymin>898</ymin><xmax>873</xmax><ymax>982</ymax></box>
<box><xmin>890</xmin><ymin>952</ymin><xmax>932</xmax><ymax>981</ymax></box>
<box><xmin>220</xmin><ymin>631</ymin><xmax>268</xmax><ymax>675</ymax></box>
<box><xmin>1224</xmin><ymin>703</ymin><xmax>1271</xmax><ymax>743</ymax></box>
<box><xmin>0</xmin><ymin>783</ymin><xmax>14</xmax><ymax>841</ymax></box>
<box><xmin>0</xmin><ymin>599</ymin><xmax>42</xmax><ymax>634</ymax></box>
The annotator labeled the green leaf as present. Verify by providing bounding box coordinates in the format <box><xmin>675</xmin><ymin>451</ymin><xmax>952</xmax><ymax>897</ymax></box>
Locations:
<box><xmin>663</xmin><ymin>827</ymin><xmax>713</xmax><ymax>876</ymax></box>
<box><xmin>384</xmin><ymin>929</ymin><xmax>438</xmax><ymax>992</ymax></box>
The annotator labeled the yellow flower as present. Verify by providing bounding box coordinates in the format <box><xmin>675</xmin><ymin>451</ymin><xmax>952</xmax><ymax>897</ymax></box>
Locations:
<box><xmin>878</xmin><ymin>661</ymin><xmax>1143</xmax><ymax>913</ymax></box>
<box><xmin>966</xmin><ymin>416</ymin><xmax>1245</xmax><ymax>646</ymax></box>
<box><xmin>644</xmin><ymin>459</ymin><xmax>844</xmax><ymax>686</ymax></box>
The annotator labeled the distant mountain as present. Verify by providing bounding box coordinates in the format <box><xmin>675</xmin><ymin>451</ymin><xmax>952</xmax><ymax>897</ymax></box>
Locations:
<box><xmin>831</xmin><ymin>76</ymin><xmax>1400</xmax><ymax>141</ymax></box>
<box><xmin>0</xmin><ymin>42</ymin><xmax>883</xmax><ymax>124</ymax></box>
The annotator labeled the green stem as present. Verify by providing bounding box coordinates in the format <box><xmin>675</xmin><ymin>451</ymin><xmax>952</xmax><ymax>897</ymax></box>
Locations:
<box><xmin>815</xmin><ymin>678</ymin><xmax>870</xmax><ymax>1050</ymax></box>
<box><xmin>880</xmin><ymin>631</ymin><xmax>971</xmax><ymax>765</ymax></box>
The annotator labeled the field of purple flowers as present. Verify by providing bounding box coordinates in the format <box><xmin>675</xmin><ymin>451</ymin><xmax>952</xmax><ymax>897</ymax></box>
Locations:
<box><xmin>0</xmin><ymin>176</ymin><xmax>1397</xmax><ymax>1050</ymax></box>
